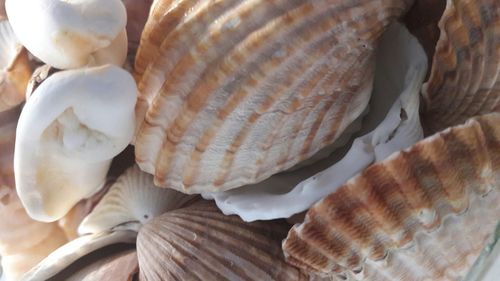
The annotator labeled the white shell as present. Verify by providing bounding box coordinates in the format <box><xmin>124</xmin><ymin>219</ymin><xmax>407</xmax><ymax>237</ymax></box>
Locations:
<box><xmin>203</xmin><ymin>22</ymin><xmax>427</xmax><ymax>221</ymax></box>
<box><xmin>79</xmin><ymin>165</ymin><xmax>194</xmax><ymax>234</ymax></box>
<box><xmin>14</xmin><ymin>65</ymin><xmax>137</xmax><ymax>222</ymax></box>
<box><xmin>5</xmin><ymin>0</ymin><xmax>127</xmax><ymax>69</ymax></box>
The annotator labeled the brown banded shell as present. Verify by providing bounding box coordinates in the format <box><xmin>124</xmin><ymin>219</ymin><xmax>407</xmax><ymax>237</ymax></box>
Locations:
<box><xmin>282</xmin><ymin>113</ymin><xmax>500</xmax><ymax>280</ymax></box>
<box><xmin>421</xmin><ymin>0</ymin><xmax>500</xmax><ymax>133</ymax></box>
<box><xmin>137</xmin><ymin>200</ymin><xmax>308</xmax><ymax>281</ymax></box>
<box><xmin>134</xmin><ymin>0</ymin><xmax>413</xmax><ymax>193</ymax></box>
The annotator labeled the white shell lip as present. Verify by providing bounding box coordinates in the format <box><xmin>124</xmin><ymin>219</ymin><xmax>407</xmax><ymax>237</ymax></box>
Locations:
<box><xmin>21</xmin><ymin>230</ymin><xmax>137</xmax><ymax>281</ymax></box>
<box><xmin>203</xmin><ymin>22</ymin><xmax>428</xmax><ymax>222</ymax></box>
<box><xmin>14</xmin><ymin>65</ymin><xmax>137</xmax><ymax>222</ymax></box>
<box><xmin>78</xmin><ymin>165</ymin><xmax>195</xmax><ymax>235</ymax></box>
<box><xmin>5</xmin><ymin>0</ymin><xmax>127</xmax><ymax>69</ymax></box>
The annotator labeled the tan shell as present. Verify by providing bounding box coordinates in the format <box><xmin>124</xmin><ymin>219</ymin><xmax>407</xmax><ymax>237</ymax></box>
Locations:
<box><xmin>137</xmin><ymin>200</ymin><xmax>308</xmax><ymax>281</ymax></box>
<box><xmin>421</xmin><ymin>0</ymin><xmax>500</xmax><ymax>133</ymax></box>
<box><xmin>282</xmin><ymin>113</ymin><xmax>500</xmax><ymax>280</ymax></box>
<box><xmin>0</xmin><ymin>187</ymin><xmax>68</xmax><ymax>280</ymax></box>
<box><xmin>134</xmin><ymin>0</ymin><xmax>413</xmax><ymax>193</ymax></box>
<box><xmin>0</xmin><ymin>106</ymin><xmax>18</xmax><ymax>188</ymax></box>
<box><xmin>0</xmin><ymin>20</ymin><xmax>31</xmax><ymax>112</ymax></box>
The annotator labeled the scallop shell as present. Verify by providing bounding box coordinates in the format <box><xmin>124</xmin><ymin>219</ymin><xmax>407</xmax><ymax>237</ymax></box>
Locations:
<box><xmin>421</xmin><ymin>0</ymin><xmax>500</xmax><ymax>133</ymax></box>
<box><xmin>134</xmin><ymin>0</ymin><xmax>414</xmax><ymax>193</ymax></box>
<box><xmin>78</xmin><ymin>165</ymin><xmax>195</xmax><ymax>235</ymax></box>
<box><xmin>137</xmin><ymin>200</ymin><xmax>308</xmax><ymax>281</ymax></box>
<box><xmin>0</xmin><ymin>20</ymin><xmax>31</xmax><ymax>112</ymax></box>
<box><xmin>0</xmin><ymin>186</ymin><xmax>68</xmax><ymax>281</ymax></box>
<box><xmin>282</xmin><ymin>113</ymin><xmax>500</xmax><ymax>280</ymax></box>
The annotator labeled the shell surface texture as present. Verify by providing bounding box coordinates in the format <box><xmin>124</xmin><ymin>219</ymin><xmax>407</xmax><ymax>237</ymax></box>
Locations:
<box><xmin>134</xmin><ymin>0</ymin><xmax>414</xmax><ymax>193</ymax></box>
<box><xmin>421</xmin><ymin>0</ymin><xmax>500</xmax><ymax>132</ymax></box>
<box><xmin>137</xmin><ymin>200</ymin><xmax>308</xmax><ymax>281</ymax></box>
<box><xmin>0</xmin><ymin>20</ymin><xmax>31</xmax><ymax>112</ymax></box>
<box><xmin>282</xmin><ymin>113</ymin><xmax>500</xmax><ymax>280</ymax></box>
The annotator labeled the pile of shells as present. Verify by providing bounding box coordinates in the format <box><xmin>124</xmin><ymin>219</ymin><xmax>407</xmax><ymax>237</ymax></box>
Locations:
<box><xmin>0</xmin><ymin>0</ymin><xmax>498</xmax><ymax>280</ymax></box>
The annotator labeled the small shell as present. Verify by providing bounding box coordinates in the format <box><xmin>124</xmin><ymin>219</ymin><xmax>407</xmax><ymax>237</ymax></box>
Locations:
<box><xmin>134</xmin><ymin>0</ymin><xmax>413</xmax><ymax>193</ymax></box>
<box><xmin>0</xmin><ymin>187</ymin><xmax>67</xmax><ymax>281</ymax></box>
<box><xmin>22</xmin><ymin>230</ymin><xmax>137</xmax><ymax>281</ymax></box>
<box><xmin>78</xmin><ymin>165</ymin><xmax>195</xmax><ymax>235</ymax></box>
<box><xmin>421</xmin><ymin>0</ymin><xmax>500</xmax><ymax>132</ymax></box>
<box><xmin>282</xmin><ymin>113</ymin><xmax>500</xmax><ymax>280</ymax></box>
<box><xmin>137</xmin><ymin>200</ymin><xmax>308</xmax><ymax>281</ymax></box>
<box><xmin>0</xmin><ymin>20</ymin><xmax>31</xmax><ymax>112</ymax></box>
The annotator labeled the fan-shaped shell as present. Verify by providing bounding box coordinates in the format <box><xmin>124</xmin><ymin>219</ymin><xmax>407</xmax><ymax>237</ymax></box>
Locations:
<box><xmin>137</xmin><ymin>200</ymin><xmax>308</xmax><ymax>281</ymax></box>
<box><xmin>282</xmin><ymin>113</ymin><xmax>500</xmax><ymax>280</ymax></box>
<box><xmin>421</xmin><ymin>0</ymin><xmax>500</xmax><ymax>133</ymax></box>
<box><xmin>0</xmin><ymin>20</ymin><xmax>31</xmax><ymax>112</ymax></box>
<box><xmin>134</xmin><ymin>0</ymin><xmax>413</xmax><ymax>193</ymax></box>
<box><xmin>79</xmin><ymin>165</ymin><xmax>194</xmax><ymax>235</ymax></box>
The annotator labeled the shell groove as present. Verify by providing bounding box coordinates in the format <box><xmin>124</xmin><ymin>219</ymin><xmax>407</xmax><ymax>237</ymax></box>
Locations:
<box><xmin>421</xmin><ymin>0</ymin><xmax>500</xmax><ymax>132</ymax></box>
<box><xmin>282</xmin><ymin>113</ymin><xmax>500</xmax><ymax>280</ymax></box>
<box><xmin>137</xmin><ymin>200</ymin><xmax>308</xmax><ymax>281</ymax></box>
<box><xmin>134</xmin><ymin>0</ymin><xmax>413</xmax><ymax>193</ymax></box>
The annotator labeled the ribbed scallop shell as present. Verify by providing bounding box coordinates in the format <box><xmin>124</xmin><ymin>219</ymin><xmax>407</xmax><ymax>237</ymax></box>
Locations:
<box><xmin>421</xmin><ymin>0</ymin><xmax>500</xmax><ymax>133</ymax></box>
<box><xmin>137</xmin><ymin>200</ymin><xmax>308</xmax><ymax>281</ymax></box>
<box><xmin>282</xmin><ymin>113</ymin><xmax>500</xmax><ymax>280</ymax></box>
<box><xmin>0</xmin><ymin>20</ymin><xmax>31</xmax><ymax>112</ymax></box>
<box><xmin>134</xmin><ymin>0</ymin><xmax>413</xmax><ymax>193</ymax></box>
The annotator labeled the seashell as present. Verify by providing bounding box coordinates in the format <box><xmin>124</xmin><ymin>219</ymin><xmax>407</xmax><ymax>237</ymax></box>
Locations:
<box><xmin>134</xmin><ymin>0</ymin><xmax>414</xmax><ymax>193</ymax></box>
<box><xmin>203</xmin><ymin>22</ymin><xmax>427</xmax><ymax>222</ymax></box>
<box><xmin>0</xmin><ymin>106</ymin><xmax>19</xmax><ymax>189</ymax></box>
<box><xmin>49</xmin><ymin>248</ymin><xmax>138</xmax><ymax>281</ymax></box>
<box><xmin>0</xmin><ymin>186</ymin><xmax>68</xmax><ymax>281</ymax></box>
<box><xmin>5</xmin><ymin>0</ymin><xmax>128</xmax><ymax>69</ymax></box>
<box><xmin>14</xmin><ymin>65</ymin><xmax>137</xmax><ymax>222</ymax></box>
<box><xmin>122</xmin><ymin>0</ymin><xmax>154</xmax><ymax>66</ymax></box>
<box><xmin>79</xmin><ymin>165</ymin><xmax>195</xmax><ymax>235</ymax></box>
<box><xmin>421</xmin><ymin>0</ymin><xmax>500</xmax><ymax>133</ymax></box>
<box><xmin>282</xmin><ymin>113</ymin><xmax>500</xmax><ymax>280</ymax></box>
<box><xmin>137</xmin><ymin>200</ymin><xmax>308</xmax><ymax>281</ymax></box>
<box><xmin>0</xmin><ymin>20</ymin><xmax>31</xmax><ymax>112</ymax></box>
<box><xmin>22</xmin><ymin>230</ymin><xmax>137</xmax><ymax>281</ymax></box>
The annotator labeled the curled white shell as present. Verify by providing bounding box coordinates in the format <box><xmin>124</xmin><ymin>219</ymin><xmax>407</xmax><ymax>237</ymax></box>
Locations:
<box><xmin>203</xmin><ymin>22</ymin><xmax>427</xmax><ymax>221</ymax></box>
<box><xmin>14</xmin><ymin>65</ymin><xmax>137</xmax><ymax>222</ymax></box>
<box><xmin>0</xmin><ymin>20</ymin><xmax>31</xmax><ymax>112</ymax></box>
<box><xmin>22</xmin><ymin>230</ymin><xmax>137</xmax><ymax>281</ymax></box>
<box><xmin>79</xmin><ymin>165</ymin><xmax>194</xmax><ymax>234</ymax></box>
<box><xmin>5</xmin><ymin>0</ymin><xmax>127</xmax><ymax>69</ymax></box>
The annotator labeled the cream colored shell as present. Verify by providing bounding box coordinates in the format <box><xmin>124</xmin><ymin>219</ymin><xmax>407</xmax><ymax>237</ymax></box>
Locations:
<box><xmin>134</xmin><ymin>0</ymin><xmax>414</xmax><ymax>193</ymax></box>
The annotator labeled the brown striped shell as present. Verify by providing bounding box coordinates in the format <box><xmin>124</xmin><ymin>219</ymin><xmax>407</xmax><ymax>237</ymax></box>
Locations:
<box><xmin>282</xmin><ymin>113</ymin><xmax>500</xmax><ymax>280</ymax></box>
<box><xmin>137</xmin><ymin>200</ymin><xmax>308</xmax><ymax>281</ymax></box>
<box><xmin>134</xmin><ymin>0</ymin><xmax>413</xmax><ymax>193</ymax></box>
<box><xmin>421</xmin><ymin>0</ymin><xmax>500</xmax><ymax>133</ymax></box>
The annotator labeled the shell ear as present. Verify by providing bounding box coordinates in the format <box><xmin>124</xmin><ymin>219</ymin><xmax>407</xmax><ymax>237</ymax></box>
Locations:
<box><xmin>5</xmin><ymin>0</ymin><xmax>127</xmax><ymax>69</ymax></box>
<box><xmin>78</xmin><ymin>165</ymin><xmax>195</xmax><ymax>235</ymax></box>
<box><xmin>14</xmin><ymin>65</ymin><xmax>137</xmax><ymax>222</ymax></box>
